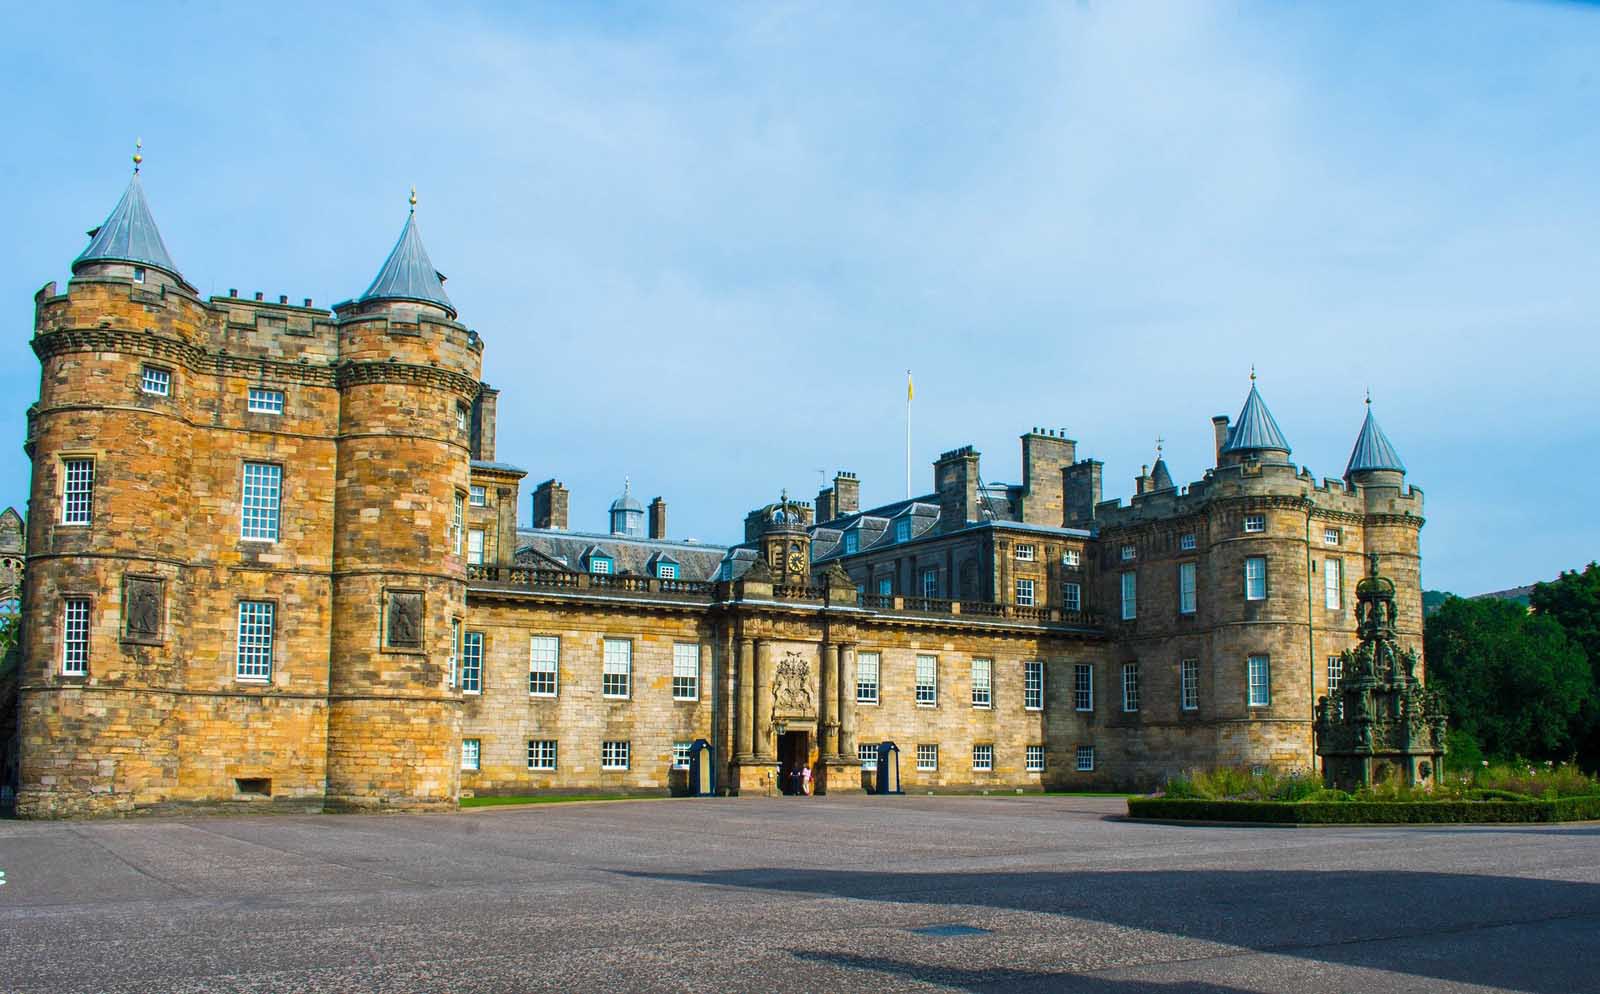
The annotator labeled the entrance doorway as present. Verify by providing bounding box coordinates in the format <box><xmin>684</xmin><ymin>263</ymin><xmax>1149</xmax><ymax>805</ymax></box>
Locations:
<box><xmin>777</xmin><ymin>730</ymin><xmax>811</xmax><ymax>795</ymax></box>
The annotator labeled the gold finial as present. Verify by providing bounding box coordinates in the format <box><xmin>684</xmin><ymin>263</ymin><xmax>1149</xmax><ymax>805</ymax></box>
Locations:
<box><xmin>133</xmin><ymin>137</ymin><xmax>143</xmax><ymax>172</ymax></box>
<box><xmin>1365</xmin><ymin>387</ymin><xmax>1372</xmax><ymax>407</ymax></box>
<box><xmin>408</xmin><ymin>186</ymin><xmax>417</xmax><ymax>210</ymax></box>
<box><xmin>1249</xmin><ymin>364</ymin><xmax>1256</xmax><ymax>383</ymax></box>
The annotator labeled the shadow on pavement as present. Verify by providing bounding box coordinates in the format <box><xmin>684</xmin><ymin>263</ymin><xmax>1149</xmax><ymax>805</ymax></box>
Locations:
<box><xmin>789</xmin><ymin>950</ymin><xmax>1256</xmax><ymax>994</ymax></box>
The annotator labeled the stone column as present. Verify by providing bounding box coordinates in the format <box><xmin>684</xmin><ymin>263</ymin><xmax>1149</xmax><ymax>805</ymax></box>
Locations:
<box><xmin>736</xmin><ymin>637</ymin><xmax>754</xmax><ymax>760</ymax></box>
<box><xmin>754</xmin><ymin>639</ymin><xmax>774</xmax><ymax>760</ymax></box>
<box><xmin>820</xmin><ymin>643</ymin><xmax>838</xmax><ymax>758</ymax></box>
<box><xmin>838</xmin><ymin>643</ymin><xmax>857</xmax><ymax>758</ymax></box>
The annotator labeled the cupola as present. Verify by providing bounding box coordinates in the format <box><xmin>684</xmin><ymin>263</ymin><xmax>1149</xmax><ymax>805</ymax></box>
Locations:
<box><xmin>609</xmin><ymin>478</ymin><xmax>645</xmax><ymax>536</ymax></box>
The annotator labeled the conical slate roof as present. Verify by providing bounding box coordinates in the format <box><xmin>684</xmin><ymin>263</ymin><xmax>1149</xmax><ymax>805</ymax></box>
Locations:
<box><xmin>1150</xmin><ymin>458</ymin><xmax>1174</xmax><ymax>491</ymax></box>
<box><xmin>1221</xmin><ymin>383</ymin><xmax>1292</xmax><ymax>455</ymax></box>
<box><xmin>1345</xmin><ymin>406</ymin><xmax>1406</xmax><ymax>476</ymax></box>
<box><xmin>73</xmin><ymin>173</ymin><xmax>182</xmax><ymax>279</ymax></box>
<box><xmin>357</xmin><ymin>210</ymin><xmax>456</xmax><ymax>318</ymax></box>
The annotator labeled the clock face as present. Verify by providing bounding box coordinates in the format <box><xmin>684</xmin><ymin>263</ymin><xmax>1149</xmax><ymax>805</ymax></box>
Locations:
<box><xmin>788</xmin><ymin>552</ymin><xmax>806</xmax><ymax>574</ymax></box>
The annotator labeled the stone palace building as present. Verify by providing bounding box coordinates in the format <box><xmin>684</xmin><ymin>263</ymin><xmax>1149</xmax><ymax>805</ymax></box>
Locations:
<box><xmin>9</xmin><ymin>161</ymin><xmax>1426</xmax><ymax>817</ymax></box>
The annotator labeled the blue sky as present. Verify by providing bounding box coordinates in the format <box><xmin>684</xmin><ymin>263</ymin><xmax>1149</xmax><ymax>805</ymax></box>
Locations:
<box><xmin>0</xmin><ymin>1</ymin><xmax>1595</xmax><ymax>595</ymax></box>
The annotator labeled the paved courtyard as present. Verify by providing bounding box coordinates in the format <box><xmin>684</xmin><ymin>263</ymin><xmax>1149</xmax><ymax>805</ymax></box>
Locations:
<box><xmin>1</xmin><ymin>795</ymin><xmax>1596</xmax><ymax>993</ymax></box>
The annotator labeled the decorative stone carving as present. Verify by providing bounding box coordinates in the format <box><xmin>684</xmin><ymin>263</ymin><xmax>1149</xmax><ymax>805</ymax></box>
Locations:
<box><xmin>772</xmin><ymin>651</ymin><xmax>814</xmax><ymax>717</ymax></box>
<box><xmin>385</xmin><ymin>590</ymin><xmax>424</xmax><ymax>649</ymax></box>
<box><xmin>121</xmin><ymin>574</ymin><xmax>164</xmax><ymax>645</ymax></box>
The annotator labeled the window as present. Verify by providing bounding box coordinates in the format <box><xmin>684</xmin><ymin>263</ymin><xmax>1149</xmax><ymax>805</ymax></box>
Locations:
<box><xmin>1324</xmin><ymin>557</ymin><xmax>1342</xmax><ymax>609</ymax></box>
<box><xmin>601</xmin><ymin>740</ymin><xmax>630</xmax><ymax>770</ymax></box>
<box><xmin>1121</xmin><ymin>544</ymin><xmax>1136</xmax><ymax>561</ymax></box>
<box><xmin>658</xmin><ymin>562</ymin><xmax>677</xmax><ymax>580</ymax></box>
<box><xmin>856</xmin><ymin>651</ymin><xmax>880</xmax><ymax>704</ymax></box>
<box><xmin>1076</xmin><ymin>745</ymin><xmax>1095</xmax><ymax>772</ymax></box>
<box><xmin>460</xmin><ymin>631</ymin><xmax>483</xmax><ymax>693</ymax></box>
<box><xmin>529</xmin><ymin>635</ymin><xmax>559</xmax><ymax>696</ymax></box>
<box><xmin>1015</xmin><ymin>578</ymin><xmax>1035</xmax><ymax>607</ymax></box>
<box><xmin>1015</xmin><ymin>543</ymin><xmax>1035</xmax><ymax>562</ymax></box>
<box><xmin>1120</xmin><ymin>572</ymin><xmax>1137</xmax><ymax>620</ymax></box>
<box><xmin>921</xmin><ymin>567</ymin><xmax>939</xmax><ymax>599</ymax></box>
<box><xmin>1180</xmin><ymin>532</ymin><xmax>1197</xmax><ymax>551</ymax></box>
<box><xmin>456</xmin><ymin>404</ymin><xmax>469</xmax><ymax>432</ymax></box>
<box><xmin>461</xmin><ymin>739</ymin><xmax>480</xmax><ymax>771</ymax></box>
<box><xmin>971</xmin><ymin>658</ymin><xmax>992</xmax><ymax>708</ymax></box>
<box><xmin>235</xmin><ymin>601</ymin><xmax>274</xmax><ymax>681</ymax></box>
<box><xmin>972</xmin><ymin>744</ymin><xmax>993</xmax><ymax>771</ymax></box>
<box><xmin>1243</xmin><ymin>514</ymin><xmax>1266</xmax><ymax>533</ymax></box>
<box><xmin>858</xmin><ymin>743</ymin><xmax>878</xmax><ymax>770</ymax></box>
<box><xmin>452</xmin><ymin>492</ymin><xmax>465</xmax><ymax>556</ymax></box>
<box><xmin>1020</xmin><ymin>661</ymin><xmax>1044</xmax><ymax>711</ymax></box>
<box><xmin>1062</xmin><ymin>549</ymin><xmax>1080</xmax><ymax>567</ymax></box>
<box><xmin>915</xmin><ymin>654</ymin><xmax>938</xmax><ymax>706</ymax></box>
<box><xmin>1245</xmin><ymin>557</ymin><xmax>1267</xmax><ymax>601</ymax></box>
<box><xmin>132</xmin><ymin>265</ymin><xmax>146</xmax><ymax>283</ymax></box>
<box><xmin>1122</xmin><ymin>662</ymin><xmax>1140</xmax><ymax>712</ymax></box>
<box><xmin>590</xmin><ymin>556</ymin><xmax>612</xmax><ymax>575</ymax></box>
<box><xmin>467</xmin><ymin>529</ymin><xmax>485</xmax><ymax>565</ymax></box>
<box><xmin>240</xmin><ymin>463</ymin><xmax>282</xmax><ymax>541</ymax></box>
<box><xmin>1181</xmin><ymin>658</ymin><xmax>1199</xmax><ymax>711</ymax></box>
<box><xmin>247</xmin><ymin>388</ymin><xmax>284</xmax><ymax>414</ymax></box>
<box><xmin>894</xmin><ymin>518</ymin><xmax>910</xmax><ymax>543</ymax></box>
<box><xmin>141</xmin><ymin>366</ymin><xmax>170</xmax><ymax>396</ymax></box>
<box><xmin>528</xmin><ymin>739</ymin><xmax>557</xmax><ymax>771</ymax></box>
<box><xmin>1026</xmin><ymin>745</ymin><xmax>1045</xmax><ymax>772</ymax></box>
<box><xmin>1179</xmin><ymin>562</ymin><xmax>1197</xmax><ymax>615</ymax></box>
<box><xmin>843</xmin><ymin>530</ymin><xmax>859</xmax><ymax>554</ymax></box>
<box><xmin>62</xmin><ymin>459</ymin><xmax>94</xmax><ymax>525</ymax></box>
<box><xmin>1063</xmin><ymin>582</ymin><xmax>1081</xmax><ymax>613</ymax></box>
<box><xmin>602</xmin><ymin>638</ymin><xmax>631</xmax><ymax>698</ymax></box>
<box><xmin>1073</xmin><ymin>663</ymin><xmax>1094</xmax><ymax>711</ymax></box>
<box><xmin>62</xmin><ymin>598</ymin><xmax>90</xmax><ymax>675</ymax></box>
<box><xmin>469</xmin><ymin>484</ymin><xmax>487</xmax><ymax>507</ymax></box>
<box><xmin>672</xmin><ymin>741</ymin><xmax>692</xmax><ymax>770</ymax></box>
<box><xmin>877</xmin><ymin>575</ymin><xmax>893</xmax><ymax>597</ymax></box>
<box><xmin>1327</xmin><ymin>654</ymin><xmax>1343</xmax><ymax>693</ymax></box>
<box><xmin>1324</xmin><ymin>528</ymin><xmax>1340</xmax><ymax>545</ymax></box>
<box><xmin>916</xmin><ymin>744</ymin><xmax>938</xmax><ymax>771</ymax></box>
<box><xmin>448</xmin><ymin>618</ymin><xmax>460</xmax><ymax>689</ymax></box>
<box><xmin>1248</xmin><ymin>655</ymin><xmax>1271</xmax><ymax>707</ymax></box>
<box><xmin>672</xmin><ymin>643</ymin><xmax>700</xmax><ymax>701</ymax></box>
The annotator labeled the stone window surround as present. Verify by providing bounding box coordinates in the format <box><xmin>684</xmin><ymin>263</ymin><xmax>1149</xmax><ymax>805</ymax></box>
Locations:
<box><xmin>972</xmin><ymin>743</ymin><xmax>994</xmax><ymax>771</ymax></box>
<box><xmin>529</xmin><ymin>635</ymin><xmax>559</xmax><ymax>697</ymax></box>
<box><xmin>1073</xmin><ymin>662</ymin><xmax>1094</xmax><ymax>712</ymax></box>
<box><xmin>234</xmin><ymin>597</ymin><xmax>276</xmax><ymax>683</ymax></box>
<box><xmin>59</xmin><ymin>454</ymin><xmax>96</xmax><ymax>526</ymax></box>
<box><xmin>1243</xmin><ymin>513</ymin><xmax>1266</xmax><ymax>533</ymax></box>
<box><xmin>461</xmin><ymin>738</ymin><xmax>480</xmax><ymax>771</ymax></box>
<box><xmin>856</xmin><ymin>651</ymin><xmax>880</xmax><ymax>705</ymax></box>
<box><xmin>1015</xmin><ymin>543</ymin><xmax>1035</xmax><ymax>562</ymax></box>
<box><xmin>601</xmin><ymin>739</ymin><xmax>631</xmax><ymax>770</ymax></box>
<box><xmin>602</xmin><ymin>637</ymin><xmax>632</xmax><ymax>699</ymax></box>
<box><xmin>916</xmin><ymin>743</ymin><xmax>938</xmax><ymax>771</ymax></box>
<box><xmin>672</xmin><ymin>642</ymin><xmax>700</xmax><ymax>701</ymax></box>
<box><xmin>970</xmin><ymin>658</ymin><xmax>992</xmax><ymax>709</ymax></box>
<box><xmin>1024</xmin><ymin>660</ymin><xmax>1044</xmax><ymax>711</ymax></box>
<box><xmin>61</xmin><ymin>595</ymin><xmax>92</xmax><ymax>677</ymax></box>
<box><xmin>140</xmin><ymin>365</ymin><xmax>171</xmax><ymax>396</ymax></box>
<box><xmin>1026</xmin><ymin>744</ymin><xmax>1045</xmax><ymax>772</ymax></box>
<box><xmin>247</xmin><ymin>386</ymin><xmax>284</xmax><ymax>414</ymax></box>
<box><xmin>460</xmin><ymin>629</ymin><xmax>484</xmax><ymax>694</ymax></box>
<box><xmin>1180</xmin><ymin>658</ymin><xmax>1200</xmax><ymax>711</ymax></box>
<box><xmin>1121</xmin><ymin>662</ymin><xmax>1140</xmax><ymax>713</ymax></box>
<box><xmin>239</xmin><ymin>460</ymin><xmax>283</xmax><ymax>543</ymax></box>
<box><xmin>1076</xmin><ymin>745</ymin><xmax>1095</xmax><ymax>772</ymax></box>
<box><xmin>915</xmin><ymin>654</ymin><xmax>938</xmax><ymax>707</ymax></box>
<box><xmin>527</xmin><ymin>739</ymin><xmax>557</xmax><ymax>771</ymax></box>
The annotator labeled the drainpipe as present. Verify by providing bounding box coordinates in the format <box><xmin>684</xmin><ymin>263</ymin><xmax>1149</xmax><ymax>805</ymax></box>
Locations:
<box><xmin>1305</xmin><ymin>500</ymin><xmax>1316</xmax><ymax>772</ymax></box>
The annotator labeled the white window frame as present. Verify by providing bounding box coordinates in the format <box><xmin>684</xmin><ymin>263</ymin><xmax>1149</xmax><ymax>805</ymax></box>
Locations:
<box><xmin>1015</xmin><ymin>543</ymin><xmax>1036</xmax><ymax>562</ymax></box>
<box><xmin>921</xmin><ymin>567</ymin><xmax>939</xmax><ymax>599</ymax></box>
<box><xmin>460</xmin><ymin>630</ymin><xmax>483</xmax><ymax>693</ymax></box>
<box><xmin>1024</xmin><ymin>660</ymin><xmax>1044</xmax><ymax>710</ymax></box>
<box><xmin>1245</xmin><ymin>557</ymin><xmax>1267</xmax><ymax>601</ymax></box>
<box><xmin>1076</xmin><ymin>745</ymin><xmax>1095</xmax><ymax>772</ymax></box>
<box><xmin>1062</xmin><ymin>549</ymin><xmax>1080</xmax><ymax>567</ymax></box>
<box><xmin>132</xmin><ymin>265</ymin><xmax>146</xmax><ymax>283</ymax></box>
<box><xmin>235</xmin><ymin>600</ymin><xmax>274</xmax><ymax>682</ymax></box>
<box><xmin>61</xmin><ymin>458</ymin><xmax>94</xmax><ymax>525</ymax></box>
<box><xmin>970</xmin><ymin>658</ymin><xmax>992</xmax><ymax>709</ymax></box>
<box><xmin>1180</xmin><ymin>532</ymin><xmax>1197</xmax><ymax>551</ymax></box>
<box><xmin>1063</xmin><ymin>582</ymin><xmax>1081</xmax><ymax>613</ymax></box>
<box><xmin>972</xmin><ymin>744</ymin><xmax>994</xmax><ymax>772</ymax></box>
<box><xmin>456</xmin><ymin>404</ymin><xmax>469</xmax><ymax>432</ymax></box>
<box><xmin>915</xmin><ymin>744</ymin><xmax>938</xmax><ymax>772</ymax></box>
<box><xmin>1323</xmin><ymin>527</ymin><xmax>1340</xmax><ymax>545</ymax></box>
<box><xmin>1243</xmin><ymin>513</ymin><xmax>1266</xmax><ymax>533</ymax></box>
<box><xmin>856</xmin><ymin>651</ymin><xmax>880</xmax><ymax>705</ymax></box>
<box><xmin>1121</xmin><ymin>544</ymin><xmax>1136</xmax><ymax>561</ymax></box>
<box><xmin>858</xmin><ymin>743</ymin><xmax>878</xmax><ymax>770</ymax></box>
<box><xmin>62</xmin><ymin>597</ymin><xmax>90</xmax><ymax>675</ymax></box>
<box><xmin>1121</xmin><ymin>662</ymin><xmax>1140</xmax><ymax>712</ymax></box>
<box><xmin>1073</xmin><ymin>663</ymin><xmax>1094</xmax><ymax>712</ymax></box>
<box><xmin>602</xmin><ymin>638</ymin><xmax>632</xmax><ymax>699</ymax></box>
<box><xmin>1179</xmin><ymin>561</ymin><xmax>1197</xmax><ymax>615</ymax></box>
<box><xmin>1181</xmin><ymin>658</ymin><xmax>1199</xmax><ymax>711</ymax></box>
<box><xmin>590</xmin><ymin>556</ymin><xmax>612</xmax><ymax>575</ymax></box>
<box><xmin>1248</xmin><ymin>655</ymin><xmax>1271</xmax><ymax>707</ymax></box>
<box><xmin>658</xmin><ymin>562</ymin><xmax>677</xmax><ymax>580</ymax></box>
<box><xmin>452</xmin><ymin>492</ymin><xmax>465</xmax><ymax>556</ymax></box>
<box><xmin>529</xmin><ymin>635</ymin><xmax>559</xmax><ymax>697</ymax></box>
<box><xmin>528</xmin><ymin>739</ymin><xmax>557</xmax><ymax>771</ymax></box>
<box><xmin>672</xmin><ymin>642</ymin><xmax>700</xmax><ymax>701</ymax></box>
<box><xmin>467</xmin><ymin>528</ymin><xmax>485</xmax><ymax>565</ymax></box>
<box><xmin>1015</xmin><ymin>577</ymin><xmax>1035</xmax><ymax>607</ymax></box>
<box><xmin>461</xmin><ymin>738</ymin><xmax>480</xmax><ymax>771</ymax></box>
<box><xmin>1026</xmin><ymin>745</ymin><xmax>1045</xmax><ymax>773</ymax></box>
<box><xmin>469</xmin><ymin>484</ymin><xmax>487</xmax><ymax>507</ymax></box>
<box><xmin>140</xmin><ymin>366</ymin><xmax>171</xmax><ymax>396</ymax></box>
<box><xmin>601</xmin><ymin>740</ymin><xmax>630</xmax><ymax>770</ymax></box>
<box><xmin>1120</xmin><ymin>571</ymin><xmax>1137</xmax><ymax>620</ymax></box>
<box><xmin>240</xmin><ymin>462</ymin><xmax>282</xmax><ymax>542</ymax></box>
<box><xmin>1327</xmin><ymin>654</ymin><xmax>1343</xmax><ymax>693</ymax></box>
<box><xmin>448</xmin><ymin>618</ymin><xmax>461</xmax><ymax>689</ymax></box>
<box><xmin>672</xmin><ymin>741</ymin><xmax>693</xmax><ymax>770</ymax></box>
<box><xmin>915</xmin><ymin>654</ymin><xmax>938</xmax><ymax>707</ymax></box>
<box><xmin>1325</xmin><ymin>557</ymin><xmax>1342</xmax><ymax>609</ymax></box>
<box><xmin>247</xmin><ymin>387</ymin><xmax>284</xmax><ymax>414</ymax></box>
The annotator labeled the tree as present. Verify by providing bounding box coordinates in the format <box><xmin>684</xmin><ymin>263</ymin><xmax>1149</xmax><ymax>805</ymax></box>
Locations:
<box><xmin>1531</xmin><ymin>562</ymin><xmax>1600</xmax><ymax>765</ymax></box>
<box><xmin>1424</xmin><ymin>596</ymin><xmax>1589</xmax><ymax>761</ymax></box>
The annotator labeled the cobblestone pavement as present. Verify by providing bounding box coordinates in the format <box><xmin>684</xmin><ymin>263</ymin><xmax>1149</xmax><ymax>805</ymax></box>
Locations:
<box><xmin>1</xmin><ymin>795</ymin><xmax>1597</xmax><ymax>992</ymax></box>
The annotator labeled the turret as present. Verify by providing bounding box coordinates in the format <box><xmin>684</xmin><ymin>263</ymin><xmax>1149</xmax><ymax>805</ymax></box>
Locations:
<box><xmin>1218</xmin><ymin>372</ymin><xmax>1292</xmax><ymax>467</ymax></box>
<box><xmin>609</xmin><ymin>479</ymin><xmax>645</xmax><ymax>536</ymax></box>
<box><xmin>70</xmin><ymin>140</ymin><xmax>193</xmax><ymax>294</ymax></box>
<box><xmin>1344</xmin><ymin>397</ymin><xmax>1406</xmax><ymax>492</ymax></box>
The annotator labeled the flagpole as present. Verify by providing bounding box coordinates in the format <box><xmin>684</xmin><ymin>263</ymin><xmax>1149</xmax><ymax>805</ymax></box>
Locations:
<box><xmin>905</xmin><ymin>369</ymin><xmax>912</xmax><ymax>498</ymax></box>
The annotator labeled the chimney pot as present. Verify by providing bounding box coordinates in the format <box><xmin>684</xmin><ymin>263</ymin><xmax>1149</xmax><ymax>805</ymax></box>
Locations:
<box><xmin>228</xmin><ymin>288</ymin><xmax>238</xmax><ymax>298</ymax></box>
<box><xmin>253</xmin><ymin>291</ymin><xmax>263</xmax><ymax>301</ymax></box>
<box><xmin>303</xmin><ymin>298</ymin><xmax>313</xmax><ymax>307</ymax></box>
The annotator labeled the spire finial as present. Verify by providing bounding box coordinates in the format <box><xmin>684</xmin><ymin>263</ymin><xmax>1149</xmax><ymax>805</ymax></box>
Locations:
<box><xmin>408</xmin><ymin>186</ymin><xmax>417</xmax><ymax>211</ymax></box>
<box><xmin>132</xmin><ymin>137</ymin><xmax>143</xmax><ymax>173</ymax></box>
<box><xmin>1156</xmin><ymin>435</ymin><xmax>1164</xmax><ymax>458</ymax></box>
<box><xmin>1249</xmin><ymin>364</ymin><xmax>1256</xmax><ymax>383</ymax></box>
<box><xmin>623</xmin><ymin>475</ymin><xmax>631</xmax><ymax>495</ymax></box>
<box><xmin>1365</xmin><ymin>387</ymin><xmax>1372</xmax><ymax>407</ymax></box>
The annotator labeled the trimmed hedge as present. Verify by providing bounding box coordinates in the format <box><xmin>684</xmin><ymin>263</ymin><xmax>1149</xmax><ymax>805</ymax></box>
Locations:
<box><xmin>1127</xmin><ymin>795</ymin><xmax>1600</xmax><ymax>824</ymax></box>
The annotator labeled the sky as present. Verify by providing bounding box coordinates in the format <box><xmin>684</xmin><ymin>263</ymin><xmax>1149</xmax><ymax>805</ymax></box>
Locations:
<box><xmin>0</xmin><ymin>1</ymin><xmax>1595</xmax><ymax>596</ymax></box>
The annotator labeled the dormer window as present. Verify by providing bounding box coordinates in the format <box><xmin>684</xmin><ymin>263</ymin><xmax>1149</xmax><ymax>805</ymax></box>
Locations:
<box><xmin>719</xmin><ymin>561</ymin><xmax>733</xmax><ymax>581</ymax></box>
<box><xmin>843</xmin><ymin>531</ymin><xmax>859</xmax><ymax>555</ymax></box>
<box><xmin>894</xmin><ymin>518</ymin><xmax>910</xmax><ymax>543</ymax></box>
<box><xmin>589</xmin><ymin>556</ymin><xmax>612</xmax><ymax>575</ymax></box>
<box><xmin>657</xmin><ymin>562</ymin><xmax>677</xmax><ymax>580</ymax></box>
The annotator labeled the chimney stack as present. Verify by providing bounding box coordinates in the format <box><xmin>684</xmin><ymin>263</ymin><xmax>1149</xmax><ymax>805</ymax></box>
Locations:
<box><xmin>1211</xmin><ymin>416</ymin><xmax>1231</xmax><ymax>465</ymax></box>
<box><xmin>833</xmin><ymin>471</ymin><xmax>860</xmax><ymax>515</ymax></box>
<box><xmin>532</xmin><ymin>479</ymin><xmax>570</xmax><ymax>531</ymax></box>
<box><xmin>648</xmin><ymin>497</ymin><xmax>668</xmax><ymax>540</ymax></box>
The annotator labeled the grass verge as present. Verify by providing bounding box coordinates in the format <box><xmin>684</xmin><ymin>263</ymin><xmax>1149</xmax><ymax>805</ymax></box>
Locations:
<box><xmin>1127</xmin><ymin>795</ymin><xmax>1600</xmax><ymax>824</ymax></box>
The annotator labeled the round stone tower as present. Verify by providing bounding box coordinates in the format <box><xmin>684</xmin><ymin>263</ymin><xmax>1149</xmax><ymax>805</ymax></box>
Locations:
<box><xmin>325</xmin><ymin>192</ymin><xmax>482</xmax><ymax>810</ymax></box>
<box><xmin>1344</xmin><ymin>399</ymin><xmax>1424</xmax><ymax>664</ymax></box>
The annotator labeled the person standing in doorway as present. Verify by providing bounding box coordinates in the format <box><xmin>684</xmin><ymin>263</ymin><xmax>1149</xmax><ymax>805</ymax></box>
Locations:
<box><xmin>801</xmin><ymin>763</ymin><xmax>813</xmax><ymax>796</ymax></box>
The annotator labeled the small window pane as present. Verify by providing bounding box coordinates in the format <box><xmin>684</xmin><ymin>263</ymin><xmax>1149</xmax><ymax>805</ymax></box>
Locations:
<box><xmin>672</xmin><ymin>741</ymin><xmax>692</xmax><ymax>770</ymax></box>
<box><xmin>247</xmin><ymin>388</ymin><xmax>284</xmax><ymax>414</ymax></box>
<box><xmin>858</xmin><ymin>743</ymin><xmax>878</xmax><ymax>770</ymax></box>
<box><xmin>469</xmin><ymin>485</ymin><xmax>487</xmax><ymax>507</ymax></box>
<box><xmin>1244</xmin><ymin>514</ymin><xmax>1265</xmax><ymax>533</ymax></box>
<box><xmin>240</xmin><ymin>463</ymin><xmax>282</xmax><ymax>541</ymax></box>
<box><xmin>529</xmin><ymin>636</ymin><xmax>559</xmax><ymax>696</ymax></box>
<box><xmin>236</xmin><ymin>601</ymin><xmax>274</xmax><ymax>681</ymax></box>
<box><xmin>62</xmin><ymin>598</ymin><xmax>91</xmax><ymax>675</ymax></box>
<box><xmin>856</xmin><ymin>651</ymin><xmax>880</xmax><ymax>704</ymax></box>
<box><xmin>1015</xmin><ymin>543</ymin><xmax>1035</xmax><ymax>561</ymax></box>
<box><xmin>1180</xmin><ymin>533</ymin><xmax>1197</xmax><ymax>551</ymax></box>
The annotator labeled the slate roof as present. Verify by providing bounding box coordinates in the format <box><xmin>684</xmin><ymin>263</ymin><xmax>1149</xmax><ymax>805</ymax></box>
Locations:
<box><xmin>471</xmin><ymin>459</ymin><xmax>527</xmax><ymax>475</ymax></box>
<box><xmin>1221</xmin><ymin>383</ymin><xmax>1292</xmax><ymax>454</ymax></box>
<box><xmin>73</xmin><ymin>173</ymin><xmax>183</xmax><ymax>280</ymax></box>
<box><xmin>1345</xmin><ymin>407</ymin><xmax>1406</xmax><ymax>476</ymax></box>
<box><xmin>357</xmin><ymin>211</ymin><xmax>456</xmax><ymax>318</ymax></box>
<box><xmin>1150</xmin><ymin>458</ymin><xmax>1175</xmax><ymax>491</ymax></box>
<box><xmin>515</xmin><ymin>528</ymin><xmax>728</xmax><ymax>581</ymax></box>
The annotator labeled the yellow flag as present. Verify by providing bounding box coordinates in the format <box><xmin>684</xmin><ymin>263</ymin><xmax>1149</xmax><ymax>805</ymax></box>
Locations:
<box><xmin>907</xmin><ymin>370</ymin><xmax>914</xmax><ymax>402</ymax></box>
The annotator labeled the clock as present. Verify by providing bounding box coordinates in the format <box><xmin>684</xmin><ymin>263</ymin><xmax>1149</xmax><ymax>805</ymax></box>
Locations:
<box><xmin>787</xmin><ymin>552</ymin><xmax>806</xmax><ymax>574</ymax></box>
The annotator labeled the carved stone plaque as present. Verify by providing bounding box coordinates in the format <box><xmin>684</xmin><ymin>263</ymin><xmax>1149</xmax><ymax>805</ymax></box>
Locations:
<box><xmin>772</xmin><ymin>651</ymin><xmax>814</xmax><ymax>717</ymax></box>
<box><xmin>385</xmin><ymin>589</ymin><xmax>424</xmax><ymax>649</ymax></box>
<box><xmin>122</xmin><ymin>574</ymin><xmax>165</xmax><ymax>645</ymax></box>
